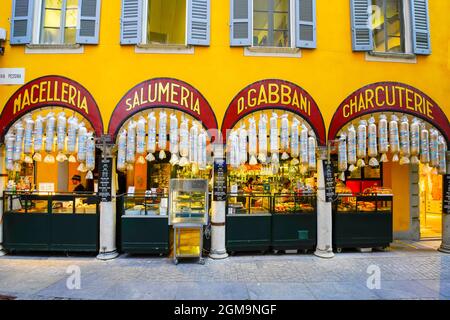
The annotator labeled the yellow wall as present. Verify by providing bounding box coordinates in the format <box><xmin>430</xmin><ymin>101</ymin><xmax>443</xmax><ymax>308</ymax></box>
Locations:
<box><xmin>1</xmin><ymin>0</ymin><xmax>449</xmax><ymax>235</ymax></box>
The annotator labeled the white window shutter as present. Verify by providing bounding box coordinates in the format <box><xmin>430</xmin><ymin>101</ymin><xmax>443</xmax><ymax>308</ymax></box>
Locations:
<box><xmin>187</xmin><ymin>0</ymin><xmax>210</xmax><ymax>46</ymax></box>
<box><xmin>77</xmin><ymin>0</ymin><xmax>101</xmax><ymax>44</ymax></box>
<box><xmin>350</xmin><ymin>0</ymin><xmax>373</xmax><ymax>51</ymax></box>
<box><xmin>295</xmin><ymin>0</ymin><xmax>316</xmax><ymax>48</ymax></box>
<box><xmin>10</xmin><ymin>0</ymin><xmax>34</xmax><ymax>45</ymax></box>
<box><xmin>120</xmin><ymin>0</ymin><xmax>142</xmax><ymax>45</ymax></box>
<box><xmin>230</xmin><ymin>0</ymin><xmax>252</xmax><ymax>46</ymax></box>
<box><xmin>410</xmin><ymin>0</ymin><xmax>431</xmax><ymax>55</ymax></box>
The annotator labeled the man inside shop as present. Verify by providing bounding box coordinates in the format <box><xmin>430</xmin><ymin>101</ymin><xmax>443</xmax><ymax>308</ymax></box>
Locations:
<box><xmin>71</xmin><ymin>175</ymin><xmax>86</xmax><ymax>193</ymax></box>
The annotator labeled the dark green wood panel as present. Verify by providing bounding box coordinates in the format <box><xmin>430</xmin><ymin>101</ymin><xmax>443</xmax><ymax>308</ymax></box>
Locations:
<box><xmin>271</xmin><ymin>213</ymin><xmax>317</xmax><ymax>250</ymax></box>
<box><xmin>50</xmin><ymin>214</ymin><xmax>99</xmax><ymax>252</ymax></box>
<box><xmin>3</xmin><ymin>213</ymin><xmax>50</xmax><ymax>251</ymax></box>
<box><xmin>226</xmin><ymin>215</ymin><xmax>271</xmax><ymax>252</ymax></box>
<box><xmin>121</xmin><ymin>217</ymin><xmax>169</xmax><ymax>254</ymax></box>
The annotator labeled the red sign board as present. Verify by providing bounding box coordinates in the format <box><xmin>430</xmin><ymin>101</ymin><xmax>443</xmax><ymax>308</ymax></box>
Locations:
<box><xmin>0</xmin><ymin>75</ymin><xmax>104</xmax><ymax>138</ymax></box>
<box><xmin>108</xmin><ymin>78</ymin><xmax>218</xmax><ymax>137</ymax></box>
<box><xmin>221</xmin><ymin>79</ymin><xmax>326</xmax><ymax>145</ymax></box>
<box><xmin>328</xmin><ymin>82</ymin><xmax>450</xmax><ymax>144</ymax></box>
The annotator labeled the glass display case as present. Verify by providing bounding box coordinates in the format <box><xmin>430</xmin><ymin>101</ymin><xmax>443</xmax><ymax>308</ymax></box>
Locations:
<box><xmin>3</xmin><ymin>192</ymin><xmax>99</xmax><ymax>252</ymax></box>
<box><xmin>169</xmin><ymin>179</ymin><xmax>209</xmax><ymax>226</ymax></box>
<box><xmin>123</xmin><ymin>192</ymin><xmax>168</xmax><ymax>216</ymax></box>
<box><xmin>227</xmin><ymin>193</ymin><xmax>272</xmax><ymax>215</ymax></box>
<box><xmin>273</xmin><ymin>194</ymin><xmax>316</xmax><ymax>214</ymax></box>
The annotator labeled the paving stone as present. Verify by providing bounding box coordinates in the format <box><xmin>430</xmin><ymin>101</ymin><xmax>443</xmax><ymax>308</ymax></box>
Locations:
<box><xmin>246</xmin><ymin>282</ymin><xmax>315</xmax><ymax>300</ymax></box>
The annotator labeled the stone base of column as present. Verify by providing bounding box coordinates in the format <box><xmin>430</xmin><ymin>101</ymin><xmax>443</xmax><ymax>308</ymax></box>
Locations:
<box><xmin>0</xmin><ymin>245</ymin><xmax>6</xmax><ymax>257</ymax></box>
<box><xmin>96</xmin><ymin>250</ymin><xmax>119</xmax><ymax>261</ymax></box>
<box><xmin>209</xmin><ymin>249</ymin><xmax>228</xmax><ymax>259</ymax></box>
<box><xmin>314</xmin><ymin>248</ymin><xmax>335</xmax><ymax>259</ymax></box>
<box><xmin>438</xmin><ymin>244</ymin><xmax>450</xmax><ymax>254</ymax></box>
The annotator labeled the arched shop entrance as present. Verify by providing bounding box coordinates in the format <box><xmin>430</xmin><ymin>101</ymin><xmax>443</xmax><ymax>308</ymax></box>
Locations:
<box><xmin>108</xmin><ymin>78</ymin><xmax>218</xmax><ymax>257</ymax></box>
<box><xmin>328</xmin><ymin>82</ymin><xmax>450</xmax><ymax>252</ymax></box>
<box><xmin>221</xmin><ymin>79</ymin><xmax>328</xmax><ymax>255</ymax></box>
<box><xmin>0</xmin><ymin>76</ymin><xmax>104</xmax><ymax>254</ymax></box>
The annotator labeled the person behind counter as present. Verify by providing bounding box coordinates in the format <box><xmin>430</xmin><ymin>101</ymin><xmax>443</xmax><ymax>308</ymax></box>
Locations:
<box><xmin>243</xmin><ymin>177</ymin><xmax>254</xmax><ymax>193</ymax></box>
<box><xmin>71</xmin><ymin>175</ymin><xmax>86</xmax><ymax>193</ymax></box>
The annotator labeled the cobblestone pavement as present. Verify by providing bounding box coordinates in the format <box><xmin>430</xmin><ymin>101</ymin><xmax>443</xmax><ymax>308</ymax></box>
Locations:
<box><xmin>0</xmin><ymin>240</ymin><xmax>449</xmax><ymax>300</ymax></box>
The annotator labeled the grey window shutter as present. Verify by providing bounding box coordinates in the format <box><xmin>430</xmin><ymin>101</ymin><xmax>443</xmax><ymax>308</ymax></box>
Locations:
<box><xmin>295</xmin><ymin>0</ymin><xmax>316</xmax><ymax>48</ymax></box>
<box><xmin>230</xmin><ymin>0</ymin><xmax>252</xmax><ymax>46</ymax></box>
<box><xmin>410</xmin><ymin>0</ymin><xmax>431</xmax><ymax>55</ymax></box>
<box><xmin>350</xmin><ymin>0</ymin><xmax>373</xmax><ymax>51</ymax></box>
<box><xmin>77</xmin><ymin>0</ymin><xmax>101</xmax><ymax>44</ymax></box>
<box><xmin>187</xmin><ymin>0</ymin><xmax>210</xmax><ymax>46</ymax></box>
<box><xmin>120</xmin><ymin>0</ymin><xmax>142</xmax><ymax>45</ymax></box>
<box><xmin>10</xmin><ymin>0</ymin><xmax>34</xmax><ymax>45</ymax></box>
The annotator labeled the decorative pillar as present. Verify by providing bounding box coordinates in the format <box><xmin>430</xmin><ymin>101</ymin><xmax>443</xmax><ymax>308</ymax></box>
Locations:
<box><xmin>314</xmin><ymin>157</ymin><xmax>334</xmax><ymax>258</ymax></box>
<box><xmin>0</xmin><ymin>145</ymin><xmax>6</xmax><ymax>256</ymax></box>
<box><xmin>439</xmin><ymin>151</ymin><xmax>450</xmax><ymax>253</ymax></box>
<box><xmin>209</xmin><ymin>143</ymin><xmax>228</xmax><ymax>259</ymax></box>
<box><xmin>96</xmin><ymin>138</ymin><xmax>119</xmax><ymax>260</ymax></box>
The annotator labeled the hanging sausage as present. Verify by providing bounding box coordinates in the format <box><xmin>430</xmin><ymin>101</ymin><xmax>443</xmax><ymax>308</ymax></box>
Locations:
<box><xmin>420</xmin><ymin>123</ymin><xmax>430</xmax><ymax>164</ymax></box>
<box><xmin>146</xmin><ymin>112</ymin><xmax>157</xmax><ymax>162</ymax></box>
<box><xmin>238</xmin><ymin>124</ymin><xmax>248</xmax><ymax>166</ymax></box>
<box><xmin>248</xmin><ymin>117</ymin><xmax>258</xmax><ymax>165</ymax></box>
<box><xmin>399</xmin><ymin>116</ymin><xmax>410</xmax><ymax>165</ymax></box>
<box><xmin>126</xmin><ymin>120</ymin><xmax>136</xmax><ymax>168</ymax></box>
<box><xmin>290</xmin><ymin>117</ymin><xmax>300</xmax><ymax>165</ymax></box>
<box><xmin>67</xmin><ymin>115</ymin><xmax>79</xmax><ymax>163</ymax></box>
<box><xmin>198</xmin><ymin>129</ymin><xmax>207</xmax><ymax>170</ymax></box>
<box><xmin>77</xmin><ymin>123</ymin><xmax>88</xmax><ymax>172</ymax></box>
<box><xmin>378</xmin><ymin>114</ymin><xmax>389</xmax><ymax>162</ymax></box>
<box><xmin>347</xmin><ymin>124</ymin><xmax>357</xmax><ymax>171</ymax></box>
<box><xmin>33</xmin><ymin>115</ymin><xmax>45</xmax><ymax>162</ymax></box>
<box><xmin>308</xmin><ymin>132</ymin><xmax>317</xmax><ymax>172</ymax></box>
<box><xmin>438</xmin><ymin>136</ymin><xmax>447</xmax><ymax>174</ymax></box>
<box><xmin>389</xmin><ymin>115</ymin><xmax>400</xmax><ymax>162</ymax></box>
<box><xmin>85</xmin><ymin>132</ymin><xmax>96</xmax><ymax>179</ymax></box>
<box><xmin>169</xmin><ymin>113</ymin><xmax>179</xmax><ymax>165</ymax></box>
<box><xmin>429</xmin><ymin>129</ymin><xmax>439</xmax><ymax>168</ymax></box>
<box><xmin>56</xmin><ymin>112</ymin><xmax>68</xmax><ymax>162</ymax></box>
<box><xmin>300</xmin><ymin>124</ymin><xmax>309</xmax><ymax>173</ymax></box>
<box><xmin>280</xmin><ymin>114</ymin><xmax>290</xmax><ymax>160</ymax></box>
<box><xmin>135</xmin><ymin>116</ymin><xmax>146</xmax><ymax>164</ymax></box>
<box><xmin>357</xmin><ymin>120</ymin><xmax>367</xmax><ymax>168</ymax></box>
<box><xmin>23</xmin><ymin>115</ymin><xmax>34</xmax><ymax>164</ymax></box>
<box><xmin>44</xmin><ymin>112</ymin><xmax>56</xmax><ymax>163</ymax></box>
<box><xmin>270</xmin><ymin>113</ymin><xmax>279</xmax><ymax>165</ymax></box>
<box><xmin>179</xmin><ymin>116</ymin><xmax>190</xmax><ymax>166</ymax></box>
<box><xmin>338</xmin><ymin>133</ymin><xmax>347</xmax><ymax>180</ymax></box>
<box><xmin>5</xmin><ymin>134</ymin><xmax>15</xmax><ymax>171</ymax></box>
<box><xmin>189</xmin><ymin>122</ymin><xmax>199</xmax><ymax>168</ymax></box>
<box><xmin>229</xmin><ymin>130</ymin><xmax>240</xmax><ymax>169</ymax></box>
<box><xmin>410</xmin><ymin>118</ymin><xmax>420</xmax><ymax>165</ymax></box>
<box><xmin>258</xmin><ymin>114</ymin><xmax>268</xmax><ymax>163</ymax></box>
<box><xmin>117</xmin><ymin>129</ymin><xmax>127</xmax><ymax>172</ymax></box>
<box><xmin>13</xmin><ymin>122</ymin><xmax>24</xmax><ymax>162</ymax></box>
<box><xmin>158</xmin><ymin>111</ymin><xmax>167</xmax><ymax>159</ymax></box>
<box><xmin>368</xmin><ymin>116</ymin><xmax>379</xmax><ymax>167</ymax></box>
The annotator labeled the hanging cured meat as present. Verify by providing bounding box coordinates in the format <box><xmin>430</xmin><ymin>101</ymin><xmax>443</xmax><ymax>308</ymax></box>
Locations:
<box><xmin>56</xmin><ymin>112</ymin><xmax>68</xmax><ymax>162</ymax></box>
<box><xmin>270</xmin><ymin>113</ymin><xmax>279</xmax><ymax>165</ymax></box>
<box><xmin>5</xmin><ymin>134</ymin><xmax>15</xmax><ymax>171</ymax></box>
<box><xmin>229</xmin><ymin>130</ymin><xmax>240</xmax><ymax>169</ymax></box>
<box><xmin>347</xmin><ymin>124</ymin><xmax>357</xmax><ymax>171</ymax></box>
<box><xmin>126</xmin><ymin>120</ymin><xmax>136</xmax><ymax>167</ymax></box>
<box><xmin>179</xmin><ymin>116</ymin><xmax>190</xmax><ymax>166</ymax></box>
<box><xmin>77</xmin><ymin>123</ymin><xmax>88</xmax><ymax>172</ymax></box>
<box><xmin>389</xmin><ymin>115</ymin><xmax>400</xmax><ymax>162</ymax></box>
<box><xmin>338</xmin><ymin>133</ymin><xmax>347</xmax><ymax>179</ymax></box>
<box><xmin>189</xmin><ymin>122</ymin><xmax>199</xmax><ymax>167</ymax></box>
<box><xmin>378</xmin><ymin>114</ymin><xmax>389</xmax><ymax>162</ymax></box>
<box><xmin>308</xmin><ymin>132</ymin><xmax>317</xmax><ymax>172</ymax></box>
<box><xmin>410</xmin><ymin>118</ymin><xmax>420</xmax><ymax>165</ymax></box>
<box><xmin>169</xmin><ymin>113</ymin><xmax>179</xmax><ymax>165</ymax></box>
<box><xmin>33</xmin><ymin>115</ymin><xmax>45</xmax><ymax>162</ymax></box>
<box><xmin>13</xmin><ymin>123</ymin><xmax>24</xmax><ymax>162</ymax></box>
<box><xmin>146</xmin><ymin>112</ymin><xmax>157</xmax><ymax>162</ymax></box>
<box><xmin>258</xmin><ymin>114</ymin><xmax>268</xmax><ymax>163</ymax></box>
<box><xmin>158</xmin><ymin>111</ymin><xmax>167</xmax><ymax>159</ymax></box>
<box><xmin>117</xmin><ymin>129</ymin><xmax>127</xmax><ymax>172</ymax></box>
<box><xmin>248</xmin><ymin>117</ymin><xmax>258</xmax><ymax>165</ymax></box>
<box><xmin>198</xmin><ymin>129</ymin><xmax>207</xmax><ymax>170</ymax></box>
<box><xmin>44</xmin><ymin>113</ymin><xmax>56</xmax><ymax>163</ymax></box>
<box><xmin>238</xmin><ymin>124</ymin><xmax>248</xmax><ymax>166</ymax></box>
<box><xmin>399</xmin><ymin>116</ymin><xmax>410</xmax><ymax>165</ymax></box>
<box><xmin>438</xmin><ymin>136</ymin><xmax>447</xmax><ymax>174</ymax></box>
<box><xmin>299</xmin><ymin>124</ymin><xmax>309</xmax><ymax>173</ymax></box>
<box><xmin>135</xmin><ymin>116</ymin><xmax>146</xmax><ymax>164</ymax></box>
<box><xmin>368</xmin><ymin>116</ymin><xmax>379</xmax><ymax>167</ymax></box>
<box><xmin>429</xmin><ymin>129</ymin><xmax>439</xmax><ymax>168</ymax></box>
<box><xmin>420</xmin><ymin>124</ymin><xmax>430</xmax><ymax>164</ymax></box>
<box><xmin>290</xmin><ymin>118</ymin><xmax>300</xmax><ymax>165</ymax></box>
<box><xmin>85</xmin><ymin>132</ymin><xmax>96</xmax><ymax>179</ymax></box>
<box><xmin>23</xmin><ymin>115</ymin><xmax>34</xmax><ymax>164</ymax></box>
<box><xmin>67</xmin><ymin>115</ymin><xmax>78</xmax><ymax>162</ymax></box>
<box><xmin>356</xmin><ymin>120</ymin><xmax>367</xmax><ymax>168</ymax></box>
<box><xmin>280</xmin><ymin>114</ymin><xmax>290</xmax><ymax>160</ymax></box>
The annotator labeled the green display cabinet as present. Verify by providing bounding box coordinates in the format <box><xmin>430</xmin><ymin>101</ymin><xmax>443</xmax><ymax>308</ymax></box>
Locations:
<box><xmin>2</xmin><ymin>192</ymin><xmax>100</xmax><ymax>253</ymax></box>
<box><xmin>120</xmin><ymin>193</ymin><xmax>169</xmax><ymax>255</ymax></box>
<box><xmin>333</xmin><ymin>194</ymin><xmax>393</xmax><ymax>251</ymax></box>
<box><xmin>271</xmin><ymin>194</ymin><xmax>317</xmax><ymax>251</ymax></box>
<box><xmin>226</xmin><ymin>194</ymin><xmax>272</xmax><ymax>253</ymax></box>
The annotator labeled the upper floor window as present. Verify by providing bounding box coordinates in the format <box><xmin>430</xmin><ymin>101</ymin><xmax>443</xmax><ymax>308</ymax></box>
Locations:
<box><xmin>350</xmin><ymin>0</ymin><xmax>431</xmax><ymax>55</ymax></box>
<box><xmin>230</xmin><ymin>0</ymin><xmax>316</xmax><ymax>49</ymax></box>
<box><xmin>41</xmin><ymin>0</ymin><xmax>79</xmax><ymax>45</ymax></box>
<box><xmin>253</xmin><ymin>0</ymin><xmax>290</xmax><ymax>48</ymax></box>
<box><xmin>10</xmin><ymin>0</ymin><xmax>101</xmax><ymax>46</ymax></box>
<box><xmin>120</xmin><ymin>0</ymin><xmax>210</xmax><ymax>47</ymax></box>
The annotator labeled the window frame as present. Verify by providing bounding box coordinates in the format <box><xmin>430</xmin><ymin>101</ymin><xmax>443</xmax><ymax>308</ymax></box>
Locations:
<box><xmin>141</xmin><ymin>0</ymin><xmax>189</xmax><ymax>47</ymax></box>
<box><xmin>251</xmin><ymin>0</ymin><xmax>295</xmax><ymax>49</ymax></box>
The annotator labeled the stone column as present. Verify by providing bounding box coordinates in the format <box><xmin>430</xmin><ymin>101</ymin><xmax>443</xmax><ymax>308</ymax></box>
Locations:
<box><xmin>96</xmin><ymin>143</ymin><xmax>119</xmax><ymax>260</ymax></box>
<box><xmin>314</xmin><ymin>159</ymin><xmax>334</xmax><ymax>258</ymax></box>
<box><xmin>439</xmin><ymin>151</ymin><xmax>450</xmax><ymax>253</ymax></box>
<box><xmin>0</xmin><ymin>145</ymin><xmax>6</xmax><ymax>256</ymax></box>
<box><xmin>209</xmin><ymin>143</ymin><xmax>228</xmax><ymax>259</ymax></box>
